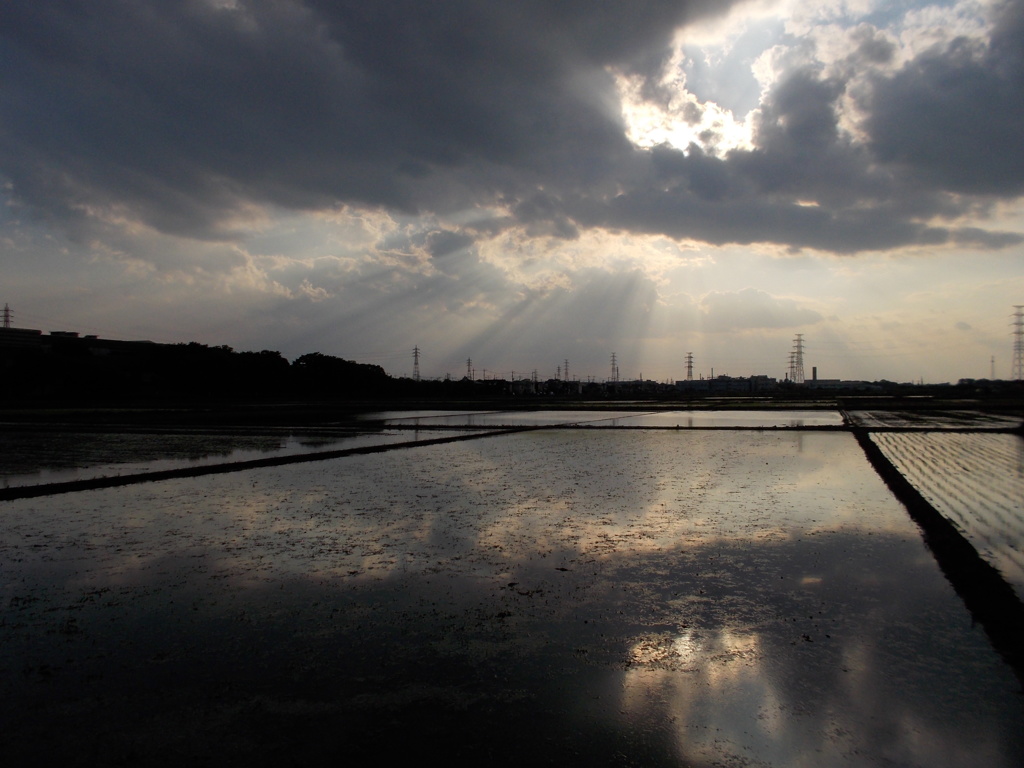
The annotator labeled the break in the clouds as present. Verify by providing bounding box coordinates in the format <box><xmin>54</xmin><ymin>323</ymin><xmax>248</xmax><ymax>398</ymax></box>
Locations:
<box><xmin>2</xmin><ymin>0</ymin><xmax>1024</xmax><ymax>383</ymax></box>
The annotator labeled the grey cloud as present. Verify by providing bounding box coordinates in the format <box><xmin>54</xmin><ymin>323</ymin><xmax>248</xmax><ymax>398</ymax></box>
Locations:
<box><xmin>850</xmin><ymin>25</ymin><xmax>896</xmax><ymax>65</ymax></box>
<box><xmin>425</xmin><ymin>230</ymin><xmax>475</xmax><ymax>260</ymax></box>
<box><xmin>866</xmin><ymin>0</ymin><xmax>1024</xmax><ymax>195</ymax></box>
<box><xmin>573</xmin><ymin>145</ymin><xmax>993</xmax><ymax>253</ymax></box>
<box><xmin>423</xmin><ymin>233</ymin><xmax>487</xmax><ymax>280</ymax></box>
<box><xmin>1</xmin><ymin>0</ymin><xmax>1022</xmax><ymax>258</ymax></box>
<box><xmin>755</xmin><ymin>69</ymin><xmax>845</xmax><ymax>153</ymax></box>
<box><xmin>950</xmin><ymin>227</ymin><xmax>1024</xmax><ymax>248</ymax></box>
<box><xmin>577</xmin><ymin>41</ymin><xmax>1024</xmax><ymax>253</ymax></box>
<box><xmin>512</xmin><ymin>193</ymin><xmax>581</xmax><ymax>239</ymax></box>
<box><xmin>1</xmin><ymin>0</ymin><xmax>733</xmax><ymax>239</ymax></box>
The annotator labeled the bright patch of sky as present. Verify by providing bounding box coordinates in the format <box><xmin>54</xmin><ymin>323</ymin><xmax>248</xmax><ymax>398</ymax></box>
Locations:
<box><xmin>617</xmin><ymin>0</ymin><xmax>997</xmax><ymax>155</ymax></box>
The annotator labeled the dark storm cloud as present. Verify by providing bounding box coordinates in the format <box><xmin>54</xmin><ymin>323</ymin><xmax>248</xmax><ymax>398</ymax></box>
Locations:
<box><xmin>0</xmin><ymin>0</ymin><xmax>725</xmax><ymax>233</ymax></box>
<box><xmin>570</xmin><ymin>140</ymin><xmax>988</xmax><ymax>254</ymax></box>
<box><xmin>866</xmin><ymin>0</ymin><xmax>1024</xmax><ymax>196</ymax></box>
<box><xmin>0</xmin><ymin>0</ymin><xmax>1022</xmax><ymax>255</ymax></box>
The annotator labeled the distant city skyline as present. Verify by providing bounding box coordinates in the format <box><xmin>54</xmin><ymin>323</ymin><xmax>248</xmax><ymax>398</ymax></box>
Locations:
<box><xmin>3</xmin><ymin>2</ymin><xmax>1024</xmax><ymax>385</ymax></box>
<box><xmin>5</xmin><ymin>305</ymin><xmax>1023</xmax><ymax>386</ymax></box>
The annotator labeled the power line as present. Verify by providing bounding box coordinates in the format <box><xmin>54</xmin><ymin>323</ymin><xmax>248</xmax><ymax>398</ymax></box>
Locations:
<box><xmin>789</xmin><ymin>334</ymin><xmax>805</xmax><ymax>384</ymax></box>
<box><xmin>1013</xmin><ymin>306</ymin><xmax>1024</xmax><ymax>381</ymax></box>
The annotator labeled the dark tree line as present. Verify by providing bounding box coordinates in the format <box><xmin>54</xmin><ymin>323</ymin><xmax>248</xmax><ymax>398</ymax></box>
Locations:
<box><xmin>0</xmin><ymin>338</ymin><xmax>392</xmax><ymax>404</ymax></box>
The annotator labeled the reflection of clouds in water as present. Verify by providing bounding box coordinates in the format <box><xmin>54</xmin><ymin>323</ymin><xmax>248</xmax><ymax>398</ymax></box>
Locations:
<box><xmin>3</xmin><ymin>430</ymin><xmax>962</xmax><ymax>588</ymax></box>
<box><xmin>3</xmin><ymin>427</ymin><xmax>1023</xmax><ymax>766</ymax></box>
<box><xmin>620</xmin><ymin>628</ymin><xmax>777</xmax><ymax>763</ymax></box>
<box><xmin>626</xmin><ymin>627</ymin><xmax>758</xmax><ymax>672</ymax></box>
<box><xmin>618</xmin><ymin>623</ymin><xmax>1008</xmax><ymax>768</ymax></box>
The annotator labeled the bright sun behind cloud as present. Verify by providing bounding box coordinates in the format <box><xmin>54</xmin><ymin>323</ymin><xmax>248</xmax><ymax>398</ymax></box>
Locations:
<box><xmin>612</xmin><ymin>8</ymin><xmax>789</xmax><ymax>156</ymax></box>
<box><xmin>615</xmin><ymin>71</ymin><xmax>755</xmax><ymax>154</ymax></box>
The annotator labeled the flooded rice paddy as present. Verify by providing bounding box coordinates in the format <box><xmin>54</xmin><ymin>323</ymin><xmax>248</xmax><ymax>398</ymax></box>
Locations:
<box><xmin>0</xmin><ymin>428</ymin><xmax>462</xmax><ymax>489</ymax></box>
<box><xmin>847</xmin><ymin>410</ymin><xmax>1022</xmax><ymax>430</ymax></box>
<box><xmin>367</xmin><ymin>409</ymin><xmax>845</xmax><ymax>428</ymax></box>
<box><xmin>871</xmin><ymin>432</ymin><xmax>1024</xmax><ymax>597</ymax></box>
<box><xmin>1</xmin><ymin>412</ymin><xmax>1022</xmax><ymax>766</ymax></box>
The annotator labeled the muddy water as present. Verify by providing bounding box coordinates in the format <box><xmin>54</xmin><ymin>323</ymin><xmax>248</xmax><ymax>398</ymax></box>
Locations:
<box><xmin>0</xmin><ymin>429</ymin><xmax>459</xmax><ymax>489</ymax></box>
<box><xmin>1</xmin><ymin>430</ymin><xmax>1021</xmax><ymax>766</ymax></box>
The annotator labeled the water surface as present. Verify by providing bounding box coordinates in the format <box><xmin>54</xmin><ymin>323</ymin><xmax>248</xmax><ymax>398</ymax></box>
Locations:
<box><xmin>365</xmin><ymin>409</ymin><xmax>845</xmax><ymax>428</ymax></box>
<box><xmin>0</xmin><ymin>428</ymin><xmax>463</xmax><ymax>488</ymax></box>
<box><xmin>872</xmin><ymin>431</ymin><xmax>1024</xmax><ymax>596</ymax></box>
<box><xmin>1</xmin><ymin>428</ymin><xmax>1019</xmax><ymax>766</ymax></box>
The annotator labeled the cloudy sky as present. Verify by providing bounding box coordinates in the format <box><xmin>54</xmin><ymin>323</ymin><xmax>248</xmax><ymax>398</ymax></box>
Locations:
<box><xmin>3</xmin><ymin>0</ymin><xmax>1024</xmax><ymax>383</ymax></box>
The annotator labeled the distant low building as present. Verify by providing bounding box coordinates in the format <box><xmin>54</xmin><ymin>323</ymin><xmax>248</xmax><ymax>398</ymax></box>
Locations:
<box><xmin>676</xmin><ymin>374</ymin><xmax>778</xmax><ymax>394</ymax></box>
<box><xmin>0</xmin><ymin>327</ymin><xmax>45</xmax><ymax>349</ymax></box>
<box><xmin>805</xmin><ymin>379</ymin><xmax>880</xmax><ymax>391</ymax></box>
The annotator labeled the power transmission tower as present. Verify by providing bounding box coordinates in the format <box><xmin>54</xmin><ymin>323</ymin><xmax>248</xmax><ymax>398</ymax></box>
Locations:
<box><xmin>685</xmin><ymin>352</ymin><xmax>693</xmax><ymax>381</ymax></box>
<box><xmin>466</xmin><ymin>357</ymin><xmax>473</xmax><ymax>379</ymax></box>
<box><xmin>412</xmin><ymin>346</ymin><xmax>421</xmax><ymax>382</ymax></box>
<box><xmin>1013</xmin><ymin>306</ymin><xmax>1024</xmax><ymax>381</ymax></box>
<box><xmin>2</xmin><ymin>303</ymin><xmax>11</xmax><ymax>329</ymax></box>
<box><xmin>790</xmin><ymin>334</ymin><xmax>805</xmax><ymax>384</ymax></box>
<box><xmin>564</xmin><ymin>359</ymin><xmax>569</xmax><ymax>382</ymax></box>
<box><xmin>610</xmin><ymin>352</ymin><xmax>619</xmax><ymax>383</ymax></box>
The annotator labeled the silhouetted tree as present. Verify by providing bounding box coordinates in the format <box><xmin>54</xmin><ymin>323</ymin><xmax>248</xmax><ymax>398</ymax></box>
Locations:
<box><xmin>292</xmin><ymin>352</ymin><xmax>390</xmax><ymax>397</ymax></box>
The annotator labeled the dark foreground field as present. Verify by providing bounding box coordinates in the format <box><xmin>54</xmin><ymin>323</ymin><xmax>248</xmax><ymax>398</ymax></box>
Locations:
<box><xmin>1</xmin><ymin>409</ymin><xmax>1022</xmax><ymax>766</ymax></box>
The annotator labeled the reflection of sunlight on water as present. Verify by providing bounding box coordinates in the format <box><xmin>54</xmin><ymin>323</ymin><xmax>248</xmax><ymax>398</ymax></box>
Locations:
<box><xmin>620</xmin><ymin>628</ymin><xmax>771</xmax><ymax>763</ymax></box>
<box><xmin>622</xmin><ymin>628</ymin><xmax>762</xmax><ymax>699</ymax></box>
<box><xmin>616</xmin><ymin>623</ymin><xmax>1009</xmax><ymax>768</ymax></box>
